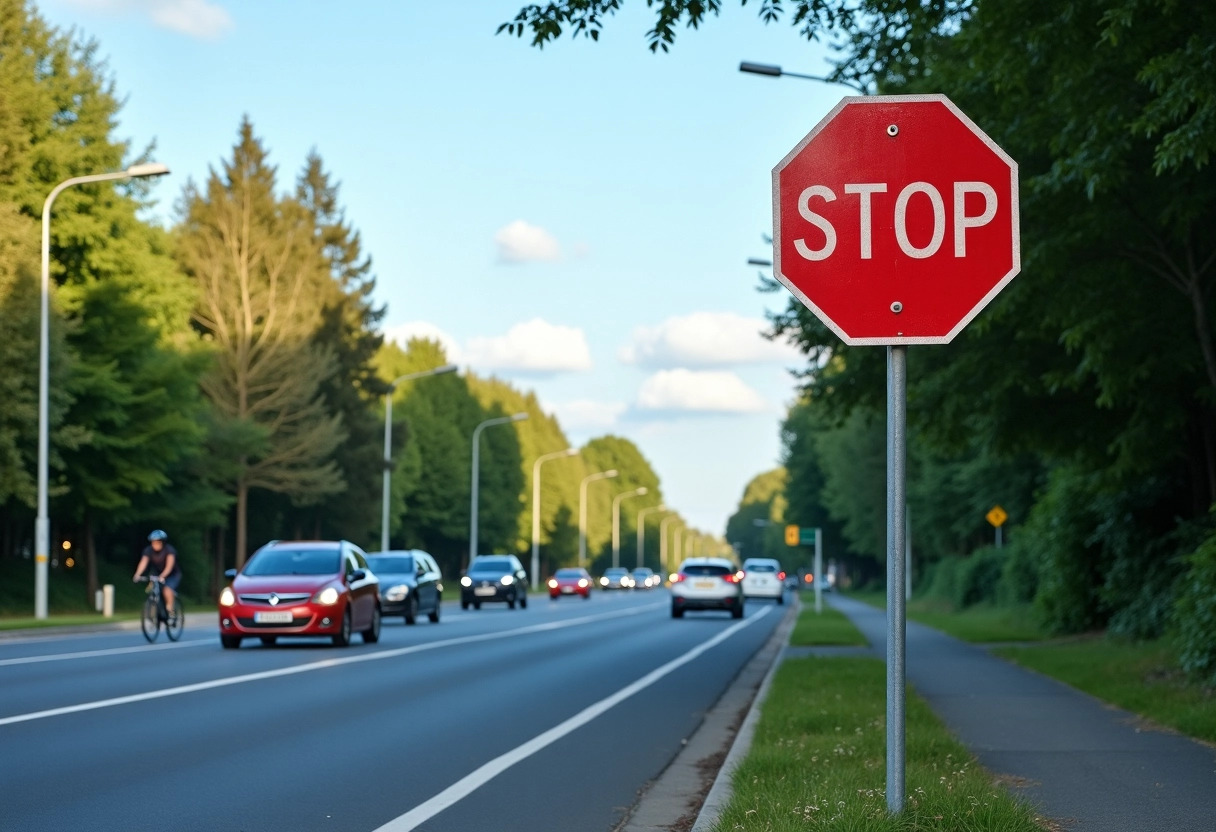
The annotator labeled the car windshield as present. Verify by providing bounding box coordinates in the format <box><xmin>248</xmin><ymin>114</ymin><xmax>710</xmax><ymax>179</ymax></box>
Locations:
<box><xmin>605</xmin><ymin>568</ymin><xmax>629</xmax><ymax>577</ymax></box>
<box><xmin>366</xmin><ymin>555</ymin><xmax>414</xmax><ymax>574</ymax></box>
<box><xmin>632</xmin><ymin>569</ymin><xmax>651</xmax><ymax>575</ymax></box>
<box><xmin>746</xmin><ymin>563</ymin><xmax>778</xmax><ymax>573</ymax></box>
<box><xmin>471</xmin><ymin>558</ymin><xmax>513</xmax><ymax>573</ymax></box>
<box><xmin>245</xmin><ymin>547</ymin><xmax>341</xmax><ymax>576</ymax></box>
<box><xmin>682</xmin><ymin>564</ymin><xmax>731</xmax><ymax>577</ymax></box>
<box><xmin>555</xmin><ymin>569</ymin><xmax>584</xmax><ymax>578</ymax></box>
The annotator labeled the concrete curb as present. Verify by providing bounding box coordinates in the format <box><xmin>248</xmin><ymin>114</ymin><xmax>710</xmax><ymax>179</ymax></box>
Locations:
<box><xmin>0</xmin><ymin>619</ymin><xmax>142</xmax><ymax>641</ymax></box>
<box><xmin>690</xmin><ymin>596</ymin><xmax>800</xmax><ymax>832</ymax></box>
<box><xmin>620</xmin><ymin>597</ymin><xmax>799</xmax><ymax>832</ymax></box>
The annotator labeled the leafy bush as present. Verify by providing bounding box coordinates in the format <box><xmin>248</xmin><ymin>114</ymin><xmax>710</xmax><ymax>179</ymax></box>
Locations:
<box><xmin>956</xmin><ymin>545</ymin><xmax>1005</xmax><ymax>606</ymax></box>
<box><xmin>998</xmin><ymin>535</ymin><xmax>1039</xmax><ymax>605</ymax></box>
<box><xmin>1174</xmin><ymin>530</ymin><xmax>1216</xmax><ymax>687</ymax></box>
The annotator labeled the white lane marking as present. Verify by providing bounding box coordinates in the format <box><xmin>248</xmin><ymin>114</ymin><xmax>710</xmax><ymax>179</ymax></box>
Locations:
<box><xmin>0</xmin><ymin>639</ymin><xmax>211</xmax><ymax>667</ymax></box>
<box><xmin>0</xmin><ymin>602</ymin><xmax>663</xmax><ymax>728</ymax></box>
<box><xmin>374</xmin><ymin>606</ymin><xmax>774</xmax><ymax>832</ymax></box>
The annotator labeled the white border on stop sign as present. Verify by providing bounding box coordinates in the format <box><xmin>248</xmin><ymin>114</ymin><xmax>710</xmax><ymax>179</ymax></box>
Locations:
<box><xmin>771</xmin><ymin>93</ymin><xmax>1021</xmax><ymax>346</ymax></box>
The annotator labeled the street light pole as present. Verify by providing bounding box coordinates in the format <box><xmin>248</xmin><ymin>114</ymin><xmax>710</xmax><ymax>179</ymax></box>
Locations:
<box><xmin>660</xmin><ymin>514</ymin><xmax>680</xmax><ymax>577</ymax></box>
<box><xmin>381</xmin><ymin>364</ymin><xmax>458</xmax><ymax>552</ymax></box>
<box><xmin>738</xmin><ymin>61</ymin><xmax>867</xmax><ymax>93</ymax></box>
<box><xmin>530</xmin><ymin>448</ymin><xmax>578</xmax><ymax>589</ymax></box>
<box><xmin>469</xmin><ymin>412</ymin><xmax>528</xmax><ymax>564</ymax></box>
<box><xmin>36</xmin><ymin>162</ymin><xmax>170</xmax><ymax>619</ymax></box>
<box><xmin>636</xmin><ymin>505</ymin><xmax>667</xmax><ymax>570</ymax></box>
<box><xmin>578</xmin><ymin>470</ymin><xmax>618</xmax><ymax>567</ymax></box>
<box><xmin>611</xmin><ymin>487</ymin><xmax>648</xmax><ymax>569</ymax></box>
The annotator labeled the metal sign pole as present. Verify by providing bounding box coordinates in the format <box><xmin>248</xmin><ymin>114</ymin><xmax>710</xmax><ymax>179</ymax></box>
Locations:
<box><xmin>886</xmin><ymin>345</ymin><xmax>907</xmax><ymax>813</ymax></box>
<box><xmin>814</xmin><ymin>528</ymin><xmax>823</xmax><ymax>613</ymax></box>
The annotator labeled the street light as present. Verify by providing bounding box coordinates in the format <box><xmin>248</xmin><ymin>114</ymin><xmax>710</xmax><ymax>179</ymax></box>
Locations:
<box><xmin>36</xmin><ymin>162</ymin><xmax>170</xmax><ymax>619</ymax></box>
<box><xmin>636</xmin><ymin>505</ymin><xmax>668</xmax><ymax>570</ymax></box>
<box><xmin>739</xmin><ymin>61</ymin><xmax>866</xmax><ymax>92</ymax></box>
<box><xmin>611</xmin><ymin>487</ymin><xmax>648</xmax><ymax>569</ymax></box>
<box><xmin>380</xmin><ymin>364</ymin><xmax>458</xmax><ymax>552</ymax></box>
<box><xmin>530</xmin><ymin>447</ymin><xmax>578</xmax><ymax>589</ymax></box>
<box><xmin>578</xmin><ymin>469</ymin><xmax>618</xmax><ymax>566</ymax></box>
<box><xmin>660</xmin><ymin>514</ymin><xmax>681</xmax><ymax>578</ymax></box>
<box><xmin>469</xmin><ymin>412</ymin><xmax>528</xmax><ymax>563</ymax></box>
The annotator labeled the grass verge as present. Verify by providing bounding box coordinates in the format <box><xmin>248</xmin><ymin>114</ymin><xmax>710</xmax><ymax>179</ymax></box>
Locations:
<box><xmin>847</xmin><ymin>591</ymin><xmax>1046</xmax><ymax>643</ymax></box>
<box><xmin>711</xmin><ymin>657</ymin><xmax>1046</xmax><ymax>831</ymax></box>
<box><xmin>791</xmin><ymin>596</ymin><xmax>868</xmax><ymax>646</ymax></box>
<box><xmin>0</xmin><ymin>613</ymin><xmax>141</xmax><ymax>631</ymax></box>
<box><xmin>995</xmin><ymin>637</ymin><xmax>1216</xmax><ymax>745</ymax></box>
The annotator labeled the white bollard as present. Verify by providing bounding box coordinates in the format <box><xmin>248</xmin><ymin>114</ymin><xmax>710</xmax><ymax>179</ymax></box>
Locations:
<box><xmin>95</xmin><ymin>589</ymin><xmax>104</xmax><ymax>612</ymax></box>
<box><xmin>102</xmin><ymin>584</ymin><xmax>114</xmax><ymax>618</ymax></box>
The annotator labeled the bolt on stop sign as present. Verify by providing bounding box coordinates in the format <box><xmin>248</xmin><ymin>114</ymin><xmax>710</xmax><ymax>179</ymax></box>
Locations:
<box><xmin>773</xmin><ymin>94</ymin><xmax>1020</xmax><ymax>344</ymax></box>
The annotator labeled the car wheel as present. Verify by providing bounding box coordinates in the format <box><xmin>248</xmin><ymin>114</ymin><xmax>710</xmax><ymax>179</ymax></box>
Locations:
<box><xmin>520</xmin><ymin>594</ymin><xmax>527</xmax><ymax>609</ymax></box>
<box><xmin>583</xmin><ymin>592</ymin><xmax>591</xmax><ymax>600</ymax></box>
<box><xmin>332</xmin><ymin>607</ymin><xmax>352</xmax><ymax>646</ymax></box>
<box><xmin>461</xmin><ymin>599</ymin><xmax>469</xmax><ymax>610</ymax></box>
<box><xmin>473</xmin><ymin>601</ymin><xmax>481</xmax><ymax>610</ymax></box>
<box><xmin>671</xmin><ymin>604</ymin><xmax>684</xmax><ymax>619</ymax></box>
<box><xmin>507</xmin><ymin>595</ymin><xmax>516</xmax><ymax>610</ymax></box>
<box><xmin>221</xmin><ymin>635</ymin><xmax>242</xmax><ymax>649</ymax></box>
<box><xmin>259</xmin><ymin>636</ymin><xmax>277</xmax><ymax>647</ymax></box>
<box><xmin>405</xmin><ymin>595</ymin><xmax>418</xmax><ymax>626</ymax></box>
<box><xmin>428</xmin><ymin>597</ymin><xmax>441</xmax><ymax>623</ymax></box>
<box><xmin>363</xmin><ymin>605</ymin><xmax>381</xmax><ymax>644</ymax></box>
<box><xmin>777</xmin><ymin>593</ymin><xmax>785</xmax><ymax>605</ymax></box>
<box><xmin>732</xmin><ymin>603</ymin><xmax>744</xmax><ymax>619</ymax></box>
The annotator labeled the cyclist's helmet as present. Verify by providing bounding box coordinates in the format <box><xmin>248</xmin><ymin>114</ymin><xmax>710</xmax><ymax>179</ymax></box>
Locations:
<box><xmin>148</xmin><ymin>529</ymin><xmax>168</xmax><ymax>542</ymax></box>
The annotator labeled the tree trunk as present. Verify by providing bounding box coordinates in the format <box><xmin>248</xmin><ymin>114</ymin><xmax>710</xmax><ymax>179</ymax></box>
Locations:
<box><xmin>84</xmin><ymin>512</ymin><xmax>98</xmax><ymax>602</ymax></box>
<box><xmin>1187</xmin><ymin>282</ymin><xmax>1216</xmax><ymax>503</ymax></box>
<box><xmin>236</xmin><ymin>475</ymin><xmax>248</xmax><ymax>569</ymax></box>
<box><xmin>214</xmin><ymin>525</ymin><xmax>227</xmax><ymax>594</ymax></box>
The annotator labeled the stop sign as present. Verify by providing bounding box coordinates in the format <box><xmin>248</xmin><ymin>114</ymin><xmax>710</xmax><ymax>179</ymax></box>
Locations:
<box><xmin>773</xmin><ymin>94</ymin><xmax>1019</xmax><ymax>345</ymax></box>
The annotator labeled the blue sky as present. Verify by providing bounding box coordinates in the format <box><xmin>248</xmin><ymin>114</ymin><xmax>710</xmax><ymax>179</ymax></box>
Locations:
<box><xmin>39</xmin><ymin>0</ymin><xmax>847</xmax><ymax>536</ymax></box>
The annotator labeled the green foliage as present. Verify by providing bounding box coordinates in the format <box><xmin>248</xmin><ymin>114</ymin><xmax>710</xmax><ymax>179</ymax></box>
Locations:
<box><xmin>724</xmin><ymin>467</ymin><xmax>785</xmax><ymax>560</ymax></box>
<box><xmin>1174</xmin><ymin>528</ymin><xmax>1216</xmax><ymax>687</ymax></box>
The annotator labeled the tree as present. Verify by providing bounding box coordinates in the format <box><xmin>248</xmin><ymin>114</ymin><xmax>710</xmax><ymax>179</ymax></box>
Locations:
<box><xmin>724</xmin><ymin>468</ymin><xmax>786</xmax><ymax>561</ymax></box>
<box><xmin>177</xmin><ymin>120</ymin><xmax>346</xmax><ymax>565</ymax></box>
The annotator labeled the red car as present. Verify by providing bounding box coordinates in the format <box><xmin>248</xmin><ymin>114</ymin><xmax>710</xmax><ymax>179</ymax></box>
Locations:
<box><xmin>548</xmin><ymin>567</ymin><xmax>593</xmax><ymax>599</ymax></box>
<box><xmin>218</xmin><ymin>540</ymin><xmax>381</xmax><ymax>648</ymax></box>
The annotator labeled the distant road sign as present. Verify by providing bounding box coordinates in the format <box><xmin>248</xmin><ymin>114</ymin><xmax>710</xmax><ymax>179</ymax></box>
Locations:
<box><xmin>986</xmin><ymin>506</ymin><xmax>1008</xmax><ymax>528</ymax></box>
<box><xmin>799</xmin><ymin>528</ymin><xmax>817</xmax><ymax>546</ymax></box>
<box><xmin>784</xmin><ymin>524</ymin><xmax>799</xmax><ymax>546</ymax></box>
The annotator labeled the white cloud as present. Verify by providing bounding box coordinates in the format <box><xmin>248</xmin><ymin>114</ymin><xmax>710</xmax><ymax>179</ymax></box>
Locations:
<box><xmin>635</xmin><ymin>369</ymin><xmax>768</xmax><ymax>414</ymax></box>
<box><xmin>494</xmin><ymin>220</ymin><xmax>561</xmax><ymax>264</ymax></box>
<box><xmin>64</xmin><ymin>0</ymin><xmax>233</xmax><ymax>39</ymax></box>
<box><xmin>543</xmin><ymin>399</ymin><xmax>627</xmax><ymax>433</ymax></box>
<box><xmin>465</xmin><ymin>318</ymin><xmax>592</xmax><ymax>374</ymax></box>
<box><xmin>619</xmin><ymin>311</ymin><xmax>801</xmax><ymax>368</ymax></box>
<box><xmin>382</xmin><ymin>321</ymin><xmax>463</xmax><ymax>364</ymax></box>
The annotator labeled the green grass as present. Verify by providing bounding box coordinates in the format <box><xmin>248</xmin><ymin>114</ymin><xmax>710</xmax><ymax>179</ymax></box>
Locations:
<box><xmin>0</xmin><ymin>612</ymin><xmax>141</xmax><ymax>631</ymax></box>
<box><xmin>712</xmin><ymin>657</ymin><xmax>1045</xmax><ymax>831</ymax></box>
<box><xmin>847</xmin><ymin>592</ymin><xmax>1047</xmax><ymax>643</ymax></box>
<box><xmin>995</xmin><ymin>637</ymin><xmax>1216</xmax><ymax>744</ymax></box>
<box><xmin>791</xmin><ymin>596</ymin><xmax>869</xmax><ymax>646</ymax></box>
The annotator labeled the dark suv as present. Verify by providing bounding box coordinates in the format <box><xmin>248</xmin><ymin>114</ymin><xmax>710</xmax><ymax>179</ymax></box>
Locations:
<box><xmin>461</xmin><ymin>555</ymin><xmax>528</xmax><ymax>610</ymax></box>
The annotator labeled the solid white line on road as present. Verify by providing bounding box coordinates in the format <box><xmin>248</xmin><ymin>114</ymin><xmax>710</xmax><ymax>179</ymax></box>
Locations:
<box><xmin>373</xmin><ymin>606</ymin><xmax>775</xmax><ymax>832</ymax></box>
<box><xmin>0</xmin><ymin>639</ymin><xmax>211</xmax><ymax>667</ymax></box>
<box><xmin>0</xmin><ymin>602</ymin><xmax>663</xmax><ymax>728</ymax></box>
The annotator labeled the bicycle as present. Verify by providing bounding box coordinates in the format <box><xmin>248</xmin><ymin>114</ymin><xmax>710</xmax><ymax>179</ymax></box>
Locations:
<box><xmin>138</xmin><ymin>575</ymin><xmax>184</xmax><ymax>643</ymax></box>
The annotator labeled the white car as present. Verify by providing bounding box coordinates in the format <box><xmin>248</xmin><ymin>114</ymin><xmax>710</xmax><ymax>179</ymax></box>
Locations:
<box><xmin>669</xmin><ymin>557</ymin><xmax>744</xmax><ymax>619</ymax></box>
<box><xmin>741</xmin><ymin>557</ymin><xmax>785</xmax><ymax>604</ymax></box>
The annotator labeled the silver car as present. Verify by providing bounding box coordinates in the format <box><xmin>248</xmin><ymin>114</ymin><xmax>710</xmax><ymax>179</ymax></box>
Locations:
<box><xmin>670</xmin><ymin>557</ymin><xmax>744</xmax><ymax>619</ymax></box>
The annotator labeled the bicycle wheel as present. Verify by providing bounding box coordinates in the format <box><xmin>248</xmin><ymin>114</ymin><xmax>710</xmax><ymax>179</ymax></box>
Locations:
<box><xmin>140</xmin><ymin>596</ymin><xmax>161</xmax><ymax>643</ymax></box>
<box><xmin>165</xmin><ymin>604</ymin><xmax>185</xmax><ymax>642</ymax></box>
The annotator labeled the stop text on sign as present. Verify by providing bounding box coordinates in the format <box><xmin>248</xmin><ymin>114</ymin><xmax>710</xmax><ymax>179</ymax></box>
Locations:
<box><xmin>794</xmin><ymin>181</ymin><xmax>998</xmax><ymax>261</ymax></box>
<box><xmin>771</xmin><ymin>94</ymin><xmax>1020</xmax><ymax>346</ymax></box>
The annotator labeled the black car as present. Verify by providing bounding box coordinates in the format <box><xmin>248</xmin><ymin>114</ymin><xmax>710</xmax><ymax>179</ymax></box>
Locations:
<box><xmin>461</xmin><ymin>555</ymin><xmax>528</xmax><ymax>610</ymax></box>
<box><xmin>365</xmin><ymin>549</ymin><xmax>443</xmax><ymax>625</ymax></box>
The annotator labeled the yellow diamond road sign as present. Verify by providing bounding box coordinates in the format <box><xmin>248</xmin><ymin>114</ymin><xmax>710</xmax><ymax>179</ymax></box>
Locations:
<box><xmin>986</xmin><ymin>506</ymin><xmax>1008</xmax><ymax>528</ymax></box>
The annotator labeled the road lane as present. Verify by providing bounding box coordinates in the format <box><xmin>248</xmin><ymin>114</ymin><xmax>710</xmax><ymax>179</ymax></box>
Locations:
<box><xmin>0</xmin><ymin>591</ymin><xmax>784</xmax><ymax>831</ymax></box>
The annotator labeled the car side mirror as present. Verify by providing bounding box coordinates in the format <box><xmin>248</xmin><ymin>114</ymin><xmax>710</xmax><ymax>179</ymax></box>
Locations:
<box><xmin>224</xmin><ymin>569</ymin><xmax>237</xmax><ymax>580</ymax></box>
<box><xmin>350</xmin><ymin>569</ymin><xmax>367</xmax><ymax>582</ymax></box>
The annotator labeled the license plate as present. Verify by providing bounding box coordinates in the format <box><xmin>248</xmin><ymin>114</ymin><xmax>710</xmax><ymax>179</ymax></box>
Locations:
<box><xmin>694</xmin><ymin>580</ymin><xmax>716</xmax><ymax>590</ymax></box>
<box><xmin>561</xmin><ymin>587</ymin><xmax>574</xmax><ymax>594</ymax></box>
<box><xmin>254</xmin><ymin>611</ymin><xmax>292</xmax><ymax>624</ymax></box>
<box><xmin>474</xmin><ymin>587</ymin><xmax>497</xmax><ymax>596</ymax></box>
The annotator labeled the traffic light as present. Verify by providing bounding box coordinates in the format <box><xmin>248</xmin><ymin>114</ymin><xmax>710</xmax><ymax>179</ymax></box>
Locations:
<box><xmin>784</xmin><ymin>524</ymin><xmax>799</xmax><ymax>546</ymax></box>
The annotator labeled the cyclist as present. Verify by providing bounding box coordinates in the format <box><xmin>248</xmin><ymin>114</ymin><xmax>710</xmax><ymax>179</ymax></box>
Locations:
<box><xmin>133</xmin><ymin>530</ymin><xmax>181</xmax><ymax>620</ymax></box>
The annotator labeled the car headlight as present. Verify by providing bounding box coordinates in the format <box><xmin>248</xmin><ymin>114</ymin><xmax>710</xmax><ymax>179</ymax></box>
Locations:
<box><xmin>313</xmin><ymin>586</ymin><xmax>341</xmax><ymax>605</ymax></box>
<box><xmin>219</xmin><ymin>587</ymin><xmax>235</xmax><ymax>607</ymax></box>
<box><xmin>600</xmin><ymin>577</ymin><xmax>608</xmax><ymax>586</ymax></box>
<box><xmin>384</xmin><ymin>584</ymin><xmax>409</xmax><ymax>602</ymax></box>
<box><xmin>578</xmin><ymin>579</ymin><xmax>588</xmax><ymax>588</ymax></box>
<box><xmin>461</xmin><ymin>576</ymin><xmax>472</xmax><ymax>587</ymax></box>
<box><xmin>500</xmin><ymin>575</ymin><xmax>514</xmax><ymax>586</ymax></box>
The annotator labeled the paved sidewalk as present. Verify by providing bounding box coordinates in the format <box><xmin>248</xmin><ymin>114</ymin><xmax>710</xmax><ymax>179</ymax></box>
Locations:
<box><xmin>832</xmin><ymin>594</ymin><xmax>1216</xmax><ymax>831</ymax></box>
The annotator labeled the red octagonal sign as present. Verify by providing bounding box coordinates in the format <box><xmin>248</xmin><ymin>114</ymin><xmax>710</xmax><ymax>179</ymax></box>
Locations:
<box><xmin>773</xmin><ymin>95</ymin><xmax>1020</xmax><ymax>345</ymax></box>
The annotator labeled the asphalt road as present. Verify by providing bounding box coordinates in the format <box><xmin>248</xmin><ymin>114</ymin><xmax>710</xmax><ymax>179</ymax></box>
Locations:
<box><xmin>0</xmin><ymin>590</ymin><xmax>782</xmax><ymax>831</ymax></box>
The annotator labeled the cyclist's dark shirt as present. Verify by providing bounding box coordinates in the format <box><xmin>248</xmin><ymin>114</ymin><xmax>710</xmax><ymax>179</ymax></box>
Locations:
<box><xmin>143</xmin><ymin>544</ymin><xmax>181</xmax><ymax>578</ymax></box>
